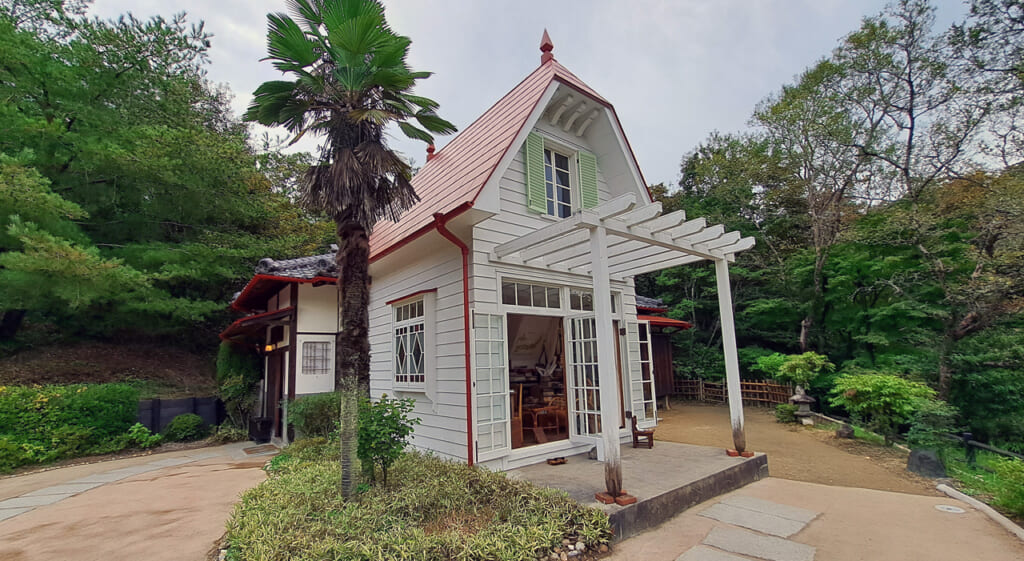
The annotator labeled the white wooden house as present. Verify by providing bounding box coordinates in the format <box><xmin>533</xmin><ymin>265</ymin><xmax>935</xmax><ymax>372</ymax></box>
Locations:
<box><xmin>221</xmin><ymin>33</ymin><xmax>754</xmax><ymax>471</ymax></box>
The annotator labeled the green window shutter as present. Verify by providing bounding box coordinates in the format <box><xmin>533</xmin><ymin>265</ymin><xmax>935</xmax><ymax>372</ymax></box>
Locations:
<box><xmin>524</xmin><ymin>132</ymin><xmax>547</xmax><ymax>213</ymax></box>
<box><xmin>578</xmin><ymin>150</ymin><xmax>599</xmax><ymax>209</ymax></box>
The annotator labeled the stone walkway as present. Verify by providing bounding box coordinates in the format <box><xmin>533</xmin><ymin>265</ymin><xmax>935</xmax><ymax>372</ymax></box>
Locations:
<box><xmin>610</xmin><ymin>477</ymin><xmax>1024</xmax><ymax>561</ymax></box>
<box><xmin>0</xmin><ymin>442</ymin><xmax>274</xmax><ymax>561</ymax></box>
<box><xmin>678</xmin><ymin>495</ymin><xmax>818</xmax><ymax>561</ymax></box>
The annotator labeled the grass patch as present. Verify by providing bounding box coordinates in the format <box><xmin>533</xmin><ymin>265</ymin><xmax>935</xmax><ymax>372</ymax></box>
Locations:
<box><xmin>944</xmin><ymin>446</ymin><xmax>1024</xmax><ymax>520</ymax></box>
<box><xmin>226</xmin><ymin>440</ymin><xmax>612</xmax><ymax>561</ymax></box>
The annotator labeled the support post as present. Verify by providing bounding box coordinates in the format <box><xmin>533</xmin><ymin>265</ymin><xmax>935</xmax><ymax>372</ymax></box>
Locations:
<box><xmin>714</xmin><ymin>258</ymin><xmax>746</xmax><ymax>453</ymax></box>
<box><xmin>590</xmin><ymin>225</ymin><xmax>623</xmax><ymax>496</ymax></box>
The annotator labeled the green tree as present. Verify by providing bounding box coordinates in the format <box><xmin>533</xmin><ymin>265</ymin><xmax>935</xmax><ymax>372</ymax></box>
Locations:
<box><xmin>0</xmin><ymin>1</ymin><xmax>333</xmax><ymax>344</ymax></box>
<box><xmin>830</xmin><ymin>373</ymin><xmax>936</xmax><ymax>445</ymax></box>
<box><xmin>244</xmin><ymin>0</ymin><xmax>454</xmax><ymax>497</ymax></box>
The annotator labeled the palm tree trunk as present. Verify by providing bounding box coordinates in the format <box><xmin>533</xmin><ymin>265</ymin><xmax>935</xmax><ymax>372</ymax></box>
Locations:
<box><xmin>335</xmin><ymin>220</ymin><xmax>372</xmax><ymax>498</ymax></box>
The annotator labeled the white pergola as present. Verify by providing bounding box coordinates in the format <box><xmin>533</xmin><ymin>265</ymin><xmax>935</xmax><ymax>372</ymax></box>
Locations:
<box><xmin>492</xmin><ymin>193</ymin><xmax>755</xmax><ymax>495</ymax></box>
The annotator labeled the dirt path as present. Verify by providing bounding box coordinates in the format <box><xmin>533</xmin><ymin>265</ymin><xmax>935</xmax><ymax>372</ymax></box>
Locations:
<box><xmin>0</xmin><ymin>444</ymin><xmax>268</xmax><ymax>561</ymax></box>
<box><xmin>657</xmin><ymin>402</ymin><xmax>938</xmax><ymax>495</ymax></box>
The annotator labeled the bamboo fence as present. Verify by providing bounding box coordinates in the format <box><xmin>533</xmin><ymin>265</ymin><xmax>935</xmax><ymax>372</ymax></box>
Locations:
<box><xmin>672</xmin><ymin>378</ymin><xmax>794</xmax><ymax>407</ymax></box>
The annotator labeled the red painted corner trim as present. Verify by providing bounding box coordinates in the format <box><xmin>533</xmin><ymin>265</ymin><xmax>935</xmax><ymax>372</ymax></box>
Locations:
<box><xmin>385</xmin><ymin>288</ymin><xmax>438</xmax><ymax>306</ymax></box>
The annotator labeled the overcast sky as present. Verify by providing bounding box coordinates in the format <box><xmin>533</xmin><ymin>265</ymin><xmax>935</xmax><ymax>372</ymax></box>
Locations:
<box><xmin>90</xmin><ymin>0</ymin><xmax>966</xmax><ymax>188</ymax></box>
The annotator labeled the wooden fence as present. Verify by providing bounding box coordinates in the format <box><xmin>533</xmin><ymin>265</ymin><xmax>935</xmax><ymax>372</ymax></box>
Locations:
<box><xmin>137</xmin><ymin>396</ymin><xmax>225</xmax><ymax>433</ymax></box>
<box><xmin>672</xmin><ymin>379</ymin><xmax>794</xmax><ymax>407</ymax></box>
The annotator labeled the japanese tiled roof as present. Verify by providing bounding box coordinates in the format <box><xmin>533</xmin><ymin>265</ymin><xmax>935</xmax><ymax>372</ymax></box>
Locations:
<box><xmin>254</xmin><ymin>251</ymin><xmax>337</xmax><ymax>279</ymax></box>
<box><xmin>368</xmin><ymin>57</ymin><xmax>611</xmax><ymax>261</ymax></box>
<box><xmin>635</xmin><ymin>295</ymin><xmax>666</xmax><ymax>310</ymax></box>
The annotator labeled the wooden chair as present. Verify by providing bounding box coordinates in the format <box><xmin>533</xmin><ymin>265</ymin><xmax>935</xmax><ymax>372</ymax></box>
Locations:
<box><xmin>627</xmin><ymin>411</ymin><xmax>654</xmax><ymax>449</ymax></box>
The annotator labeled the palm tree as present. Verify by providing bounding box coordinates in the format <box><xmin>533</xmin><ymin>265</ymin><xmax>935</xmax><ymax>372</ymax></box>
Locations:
<box><xmin>244</xmin><ymin>0</ymin><xmax>455</xmax><ymax>497</ymax></box>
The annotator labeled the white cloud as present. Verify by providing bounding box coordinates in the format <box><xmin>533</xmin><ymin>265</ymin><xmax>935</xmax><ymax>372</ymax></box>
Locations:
<box><xmin>88</xmin><ymin>0</ymin><xmax>967</xmax><ymax>186</ymax></box>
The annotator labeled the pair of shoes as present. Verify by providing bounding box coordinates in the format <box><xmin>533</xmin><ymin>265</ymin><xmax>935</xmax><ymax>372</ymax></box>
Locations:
<box><xmin>546</xmin><ymin>457</ymin><xmax>567</xmax><ymax>465</ymax></box>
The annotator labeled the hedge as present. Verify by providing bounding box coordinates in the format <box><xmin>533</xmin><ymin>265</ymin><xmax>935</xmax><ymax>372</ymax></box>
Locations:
<box><xmin>0</xmin><ymin>383</ymin><xmax>140</xmax><ymax>471</ymax></box>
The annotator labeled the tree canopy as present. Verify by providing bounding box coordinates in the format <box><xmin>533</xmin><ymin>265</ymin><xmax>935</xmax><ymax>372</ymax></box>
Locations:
<box><xmin>0</xmin><ymin>0</ymin><xmax>332</xmax><ymax>345</ymax></box>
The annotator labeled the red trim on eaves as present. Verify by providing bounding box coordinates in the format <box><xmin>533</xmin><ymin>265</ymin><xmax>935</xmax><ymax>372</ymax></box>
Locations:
<box><xmin>638</xmin><ymin>314</ymin><xmax>692</xmax><ymax>330</ymax></box>
<box><xmin>231</xmin><ymin>274</ymin><xmax>336</xmax><ymax>313</ymax></box>
<box><xmin>219</xmin><ymin>306</ymin><xmax>296</xmax><ymax>340</ymax></box>
<box><xmin>385</xmin><ymin>288</ymin><xmax>438</xmax><ymax>306</ymax></box>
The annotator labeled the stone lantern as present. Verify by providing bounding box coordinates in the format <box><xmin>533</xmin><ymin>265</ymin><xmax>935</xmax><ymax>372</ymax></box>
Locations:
<box><xmin>789</xmin><ymin>393</ymin><xmax>816</xmax><ymax>425</ymax></box>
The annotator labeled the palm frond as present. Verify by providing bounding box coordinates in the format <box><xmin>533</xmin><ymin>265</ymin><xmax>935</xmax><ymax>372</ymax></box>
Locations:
<box><xmin>266</xmin><ymin>13</ymin><xmax>318</xmax><ymax>70</ymax></box>
<box><xmin>415</xmin><ymin>111</ymin><xmax>458</xmax><ymax>135</ymax></box>
<box><xmin>398</xmin><ymin>122</ymin><xmax>434</xmax><ymax>143</ymax></box>
<box><xmin>401</xmin><ymin>94</ymin><xmax>440</xmax><ymax>112</ymax></box>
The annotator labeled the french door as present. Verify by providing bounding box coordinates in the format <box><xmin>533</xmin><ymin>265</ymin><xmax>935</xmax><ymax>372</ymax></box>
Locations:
<box><xmin>474</xmin><ymin>312</ymin><xmax>510</xmax><ymax>457</ymax></box>
<box><xmin>566</xmin><ymin>314</ymin><xmax>602</xmax><ymax>440</ymax></box>
<box><xmin>627</xmin><ymin>320</ymin><xmax>657</xmax><ymax>424</ymax></box>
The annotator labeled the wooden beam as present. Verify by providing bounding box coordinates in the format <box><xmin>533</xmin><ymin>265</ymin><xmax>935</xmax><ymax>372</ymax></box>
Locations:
<box><xmin>695</xmin><ymin>231</ymin><xmax>741</xmax><ymax>252</ymax></box>
<box><xmin>521</xmin><ymin>230</ymin><xmax>590</xmax><ymax>262</ymax></box>
<box><xmin>590</xmin><ymin>226</ymin><xmax>624</xmax><ymax>496</ymax></box>
<box><xmin>715</xmin><ymin>258</ymin><xmax>746</xmax><ymax>453</ymax></box>
<box><xmin>594</xmin><ymin>193</ymin><xmax>637</xmax><ymax>220</ymax></box>
<box><xmin>680</xmin><ymin>224</ymin><xmax>725</xmax><ymax>246</ymax></box>
<box><xmin>548</xmin><ymin>94</ymin><xmax>574</xmax><ymax>126</ymax></box>
<box><xmin>493</xmin><ymin>213</ymin><xmax>587</xmax><ymax>258</ymax></box>
<box><xmin>575</xmin><ymin>109</ymin><xmax>600</xmax><ymax>136</ymax></box>
<box><xmin>562</xmin><ymin>102</ymin><xmax>588</xmax><ymax>132</ymax></box>
<box><xmin>608</xmin><ymin>253</ymin><xmax>704</xmax><ymax>277</ymax></box>
<box><xmin>615</xmin><ymin>201</ymin><xmax>663</xmax><ymax>227</ymax></box>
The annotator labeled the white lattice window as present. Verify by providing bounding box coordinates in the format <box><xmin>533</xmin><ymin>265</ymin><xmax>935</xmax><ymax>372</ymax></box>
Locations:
<box><xmin>302</xmin><ymin>341</ymin><xmax>331</xmax><ymax>376</ymax></box>
<box><xmin>393</xmin><ymin>298</ymin><xmax>426</xmax><ymax>386</ymax></box>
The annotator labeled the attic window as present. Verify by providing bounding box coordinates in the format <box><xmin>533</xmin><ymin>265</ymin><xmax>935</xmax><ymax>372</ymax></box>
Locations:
<box><xmin>544</xmin><ymin>148</ymin><xmax>572</xmax><ymax>218</ymax></box>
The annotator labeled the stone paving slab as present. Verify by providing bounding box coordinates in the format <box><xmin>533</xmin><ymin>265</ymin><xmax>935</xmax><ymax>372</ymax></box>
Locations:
<box><xmin>186</xmin><ymin>451</ymin><xmax>223</xmax><ymax>460</ymax></box>
<box><xmin>703</xmin><ymin>526</ymin><xmax>815</xmax><ymax>561</ymax></box>
<box><xmin>0</xmin><ymin>507</ymin><xmax>32</xmax><ymax>522</ymax></box>
<box><xmin>677</xmin><ymin>545</ymin><xmax>755</xmax><ymax>561</ymax></box>
<box><xmin>699</xmin><ymin>503</ymin><xmax>807</xmax><ymax>538</ymax></box>
<box><xmin>71</xmin><ymin>465</ymin><xmax>159</xmax><ymax>483</ymax></box>
<box><xmin>146</xmin><ymin>457</ymin><xmax>194</xmax><ymax>468</ymax></box>
<box><xmin>23</xmin><ymin>482</ymin><xmax>103</xmax><ymax>497</ymax></box>
<box><xmin>0</xmin><ymin>493</ymin><xmax>74</xmax><ymax>509</ymax></box>
<box><xmin>720</xmin><ymin>496</ymin><xmax>819</xmax><ymax>524</ymax></box>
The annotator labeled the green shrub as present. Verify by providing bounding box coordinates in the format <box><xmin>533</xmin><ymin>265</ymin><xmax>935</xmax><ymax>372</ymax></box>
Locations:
<box><xmin>751</xmin><ymin>352</ymin><xmax>787</xmax><ymax>379</ymax></box>
<box><xmin>829</xmin><ymin>373</ymin><xmax>935</xmax><ymax>445</ymax></box>
<box><xmin>0</xmin><ymin>383</ymin><xmax>140</xmax><ymax>471</ymax></box>
<box><xmin>775</xmin><ymin>352</ymin><xmax>834</xmax><ymax>389</ymax></box>
<box><xmin>358</xmin><ymin>395</ymin><xmax>420</xmax><ymax>485</ymax></box>
<box><xmin>216</xmin><ymin>342</ymin><xmax>263</xmax><ymax>428</ymax></box>
<box><xmin>227</xmin><ymin>451</ymin><xmax>612</xmax><ymax>561</ymax></box>
<box><xmin>288</xmin><ymin>392</ymin><xmax>340</xmax><ymax>438</ymax></box>
<box><xmin>775</xmin><ymin>403</ymin><xmax>799</xmax><ymax>424</ymax></box>
<box><xmin>991</xmin><ymin>457</ymin><xmax>1024</xmax><ymax>518</ymax></box>
<box><xmin>162</xmin><ymin>413</ymin><xmax>207</xmax><ymax>442</ymax></box>
<box><xmin>209</xmin><ymin>423</ymin><xmax>248</xmax><ymax>444</ymax></box>
<box><xmin>122</xmin><ymin>423</ymin><xmax>162</xmax><ymax>449</ymax></box>
<box><xmin>906</xmin><ymin>400</ymin><xmax>959</xmax><ymax>450</ymax></box>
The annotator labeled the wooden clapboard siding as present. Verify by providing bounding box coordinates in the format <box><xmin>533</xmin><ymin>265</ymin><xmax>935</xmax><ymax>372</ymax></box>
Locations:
<box><xmin>368</xmin><ymin>239</ymin><xmax>468</xmax><ymax>460</ymax></box>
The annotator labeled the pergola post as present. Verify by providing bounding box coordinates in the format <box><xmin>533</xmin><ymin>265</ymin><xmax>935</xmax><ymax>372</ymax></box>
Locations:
<box><xmin>590</xmin><ymin>225</ymin><xmax>623</xmax><ymax>496</ymax></box>
<box><xmin>714</xmin><ymin>257</ymin><xmax>746</xmax><ymax>453</ymax></box>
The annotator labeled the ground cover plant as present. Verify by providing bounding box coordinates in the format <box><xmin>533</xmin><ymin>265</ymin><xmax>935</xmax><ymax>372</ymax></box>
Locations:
<box><xmin>0</xmin><ymin>383</ymin><xmax>141</xmax><ymax>471</ymax></box>
<box><xmin>226</xmin><ymin>440</ymin><xmax>611</xmax><ymax>561</ymax></box>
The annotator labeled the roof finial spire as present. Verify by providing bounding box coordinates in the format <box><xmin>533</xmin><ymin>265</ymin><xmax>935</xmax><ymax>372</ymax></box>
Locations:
<box><xmin>426</xmin><ymin>143</ymin><xmax>436</xmax><ymax>162</ymax></box>
<box><xmin>540</xmin><ymin>29</ymin><xmax>554</xmax><ymax>64</ymax></box>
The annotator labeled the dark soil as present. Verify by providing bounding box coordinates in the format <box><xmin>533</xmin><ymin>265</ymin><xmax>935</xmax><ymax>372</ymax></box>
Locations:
<box><xmin>0</xmin><ymin>342</ymin><xmax>217</xmax><ymax>398</ymax></box>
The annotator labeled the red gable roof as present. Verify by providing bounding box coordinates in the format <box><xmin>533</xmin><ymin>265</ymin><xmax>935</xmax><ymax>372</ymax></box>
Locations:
<box><xmin>368</xmin><ymin>57</ymin><xmax>628</xmax><ymax>262</ymax></box>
